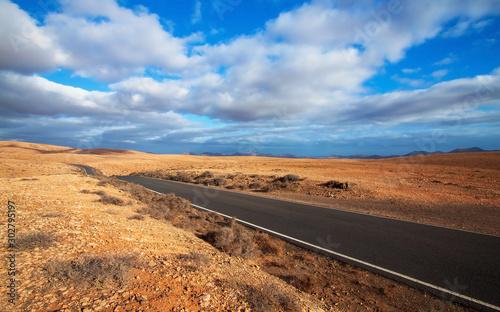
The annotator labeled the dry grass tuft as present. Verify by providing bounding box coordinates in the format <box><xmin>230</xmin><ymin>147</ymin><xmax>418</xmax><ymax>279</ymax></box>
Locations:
<box><xmin>40</xmin><ymin>212</ymin><xmax>64</xmax><ymax>218</ymax></box>
<box><xmin>178</xmin><ymin>252</ymin><xmax>211</xmax><ymax>272</ymax></box>
<box><xmin>106</xmin><ymin>208</ymin><xmax>119</xmax><ymax>215</ymax></box>
<box><xmin>44</xmin><ymin>253</ymin><xmax>141</xmax><ymax>288</ymax></box>
<box><xmin>127</xmin><ymin>214</ymin><xmax>145</xmax><ymax>221</ymax></box>
<box><xmin>279</xmin><ymin>274</ymin><xmax>316</xmax><ymax>293</ymax></box>
<box><xmin>98</xmin><ymin>194</ymin><xmax>128</xmax><ymax>206</ymax></box>
<box><xmin>243</xmin><ymin>283</ymin><xmax>300</xmax><ymax>312</ymax></box>
<box><xmin>17</xmin><ymin>230</ymin><xmax>57</xmax><ymax>250</ymax></box>
<box><xmin>87</xmin><ymin>187</ymin><xmax>130</xmax><ymax>206</ymax></box>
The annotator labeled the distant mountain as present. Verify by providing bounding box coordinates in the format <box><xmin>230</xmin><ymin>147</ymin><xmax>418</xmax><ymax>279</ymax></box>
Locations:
<box><xmin>448</xmin><ymin>147</ymin><xmax>485</xmax><ymax>153</ymax></box>
<box><xmin>404</xmin><ymin>150</ymin><xmax>444</xmax><ymax>157</ymax></box>
<box><xmin>275</xmin><ymin>153</ymin><xmax>299</xmax><ymax>158</ymax></box>
<box><xmin>200</xmin><ymin>152</ymin><xmax>229</xmax><ymax>156</ymax></box>
<box><xmin>193</xmin><ymin>151</ymin><xmax>299</xmax><ymax>158</ymax></box>
<box><xmin>231</xmin><ymin>151</ymin><xmax>266</xmax><ymax>157</ymax></box>
<box><xmin>188</xmin><ymin>147</ymin><xmax>494</xmax><ymax>159</ymax></box>
<box><xmin>324</xmin><ymin>154</ymin><xmax>387</xmax><ymax>159</ymax></box>
<box><xmin>231</xmin><ymin>151</ymin><xmax>298</xmax><ymax>158</ymax></box>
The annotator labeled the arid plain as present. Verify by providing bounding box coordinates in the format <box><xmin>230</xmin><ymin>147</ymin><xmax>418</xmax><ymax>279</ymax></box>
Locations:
<box><xmin>1</xmin><ymin>141</ymin><xmax>498</xmax><ymax>311</ymax></box>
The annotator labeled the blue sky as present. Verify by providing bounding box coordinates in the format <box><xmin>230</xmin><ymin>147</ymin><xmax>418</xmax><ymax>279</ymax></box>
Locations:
<box><xmin>1</xmin><ymin>0</ymin><xmax>499</xmax><ymax>156</ymax></box>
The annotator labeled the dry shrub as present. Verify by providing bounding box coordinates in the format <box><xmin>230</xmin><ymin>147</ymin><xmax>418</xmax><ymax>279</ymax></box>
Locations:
<box><xmin>96</xmin><ymin>177</ymin><xmax>111</xmax><ymax>186</ymax></box>
<box><xmin>41</xmin><ymin>212</ymin><xmax>64</xmax><ymax>218</ymax></box>
<box><xmin>118</xmin><ymin>184</ymin><xmax>133</xmax><ymax>193</ymax></box>
<box><xmin>178</xmin><ymin>252</ymin><xmax>211</xmax><ymax>272</ymax></box>
<box><xmin>226</xmin><ymin>183</ymin><xmax>247</xmax><ymax>190</ymax></box>
<box><xmin>205</xmin><ymin>211</ymin><xmax>224</xmax><ymax>223</ymax></box>
<box><xmin>44</xmin><ymin>253</ymin><xmax>140</xmax><ymax>288</ymax></box>
<box><xmin>205</xmin><ymin>224</ymin><xmax>257</xmax><ymax>259</ymax></box>
<box><xmin>249</xmin><ymin>182</ymin><xmax>263</xmax><ymax>189</ymax></box>
<box><xmin>145</xmin><ymin>171</ymin><xmax>194</xmax><ymax>183</ymax></box>
<box><xmin>173</xmin><ymin>215</ymin><xmax>200</xmax><ymax>232</ymax></box>
<box><xmin>324</xmin><ymin>180</ymin><xmax>350</xmax><ymax>189</ymax></box>
<box><xmin>262</xmin><ymin>174</ymin><xmax>302</xmax><ymax>191</ymax></box>
<box><xmin>212</xmin><ymin>177</ymin><xmax>228</xmax><ymax>186</ymax></box>
<box><xmin>262</xmin><ymin>182</ymin><xmax>280</xmax><ymax>192</ymax></box>
<box><xmin>127</xmin><ymin>214</ymin><xmax>144</xmax><ymax>221</ymax></box>
<box><xmin>17</xmin><ymin>230</ymin><xmax>57</xmax><ymax>250</ymax></box>
<box><xmin>254</xmin><ymin>232</ymin><xmax>283</xmax><ymax>255</ymax></box>
<box><xmin>279</xmin><ymin>274</ymin><xmax>316</xmax><ymax>293</ymax></box>
<box><xmin>80</xmin><ymin>189</ymin><xmax>92</xmax><ymax>194</ymax></box>
<box><xmin>137</xmin><ymin>193</ymin><xmax>191</xmax><ymax>221</ymax></box>
<box><xmin>245</xmin><ymin>283</ymin><xmax>299</xmax><ymax>312</ymax></box>
<box><xmin>98</xmin><ymin>194</ymin><xmax>127</xmax><ymax>206</ymax></box>
<box><xmin>281</xmin><ymin>174</ymin><xmax>300</xmax><ymax>183</ymax></box>
<box><xmin>266</xmin><ymin>258</ymin><xmax>291</xmax><ymax>269</ymax></box>
<box><xmin>173</xmin><ymin>171</ymin><xmax>193</xmax><ymax>183</ymax></box>
<box><xmin>198</xmin><ymin>171</ymin><xmax>214</xmax><ymax>179</ymax></box>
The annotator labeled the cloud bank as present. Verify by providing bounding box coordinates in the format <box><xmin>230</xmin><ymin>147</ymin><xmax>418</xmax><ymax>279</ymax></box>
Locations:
<box><xmin>1</xmin><ymin>0</ymin><xmax>499</xmax><ymax>155</ymax></box>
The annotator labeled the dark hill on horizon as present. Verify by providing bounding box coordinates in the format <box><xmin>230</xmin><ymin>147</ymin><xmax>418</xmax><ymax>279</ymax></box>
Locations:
<box><xmin>192</xmin><ymin>147</ymin><xmax>494</xmax><ymax>159</ymax></box>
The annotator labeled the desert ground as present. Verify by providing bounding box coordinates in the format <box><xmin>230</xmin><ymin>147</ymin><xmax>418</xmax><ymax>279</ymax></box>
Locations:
<box><xmin>1</xmin><ymin>140</ymin><xmax>498</xmax><ymax>311</ymax></box>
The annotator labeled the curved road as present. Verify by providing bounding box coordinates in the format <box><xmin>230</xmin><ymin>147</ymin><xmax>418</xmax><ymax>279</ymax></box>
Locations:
<box><xmin>115</xmin><ymin>175</ymin><xmax>500</xmax><ymax>310</ymax></box>
<box><xmin>71</xmin><ymin>164</ymin><xmax>97</xmax><ymax>175</ymax></box>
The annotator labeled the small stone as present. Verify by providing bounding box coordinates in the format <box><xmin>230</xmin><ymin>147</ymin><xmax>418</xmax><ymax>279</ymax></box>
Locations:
<box><xmin>200</xmin><ymin>293</ymin><xmax>211</xmax><ymax>307</ymax></box>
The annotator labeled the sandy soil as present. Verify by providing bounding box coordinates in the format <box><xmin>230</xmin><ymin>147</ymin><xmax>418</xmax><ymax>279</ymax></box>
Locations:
<box><xmin>0</xmin><ymin>141</ymin><xmax>496</xmax><ymax>311</ymax></box>
<box><xmin>0</xmin><ymin>158</ymin><xmax>324</xmax><ymax>311</ymax></box>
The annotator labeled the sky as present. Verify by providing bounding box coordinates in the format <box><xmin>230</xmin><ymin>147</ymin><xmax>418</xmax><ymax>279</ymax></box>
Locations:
<box><xmin>1</xmin><ymin>0</ymin><xmax>499</xmax><ymax>156</ymax></box>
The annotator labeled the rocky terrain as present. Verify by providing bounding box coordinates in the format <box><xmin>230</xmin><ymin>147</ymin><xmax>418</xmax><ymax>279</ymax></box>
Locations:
<box><xmin>2</xmin><ymin>141</ymin><xmax>497</xmax><ymax>311</ymax></box>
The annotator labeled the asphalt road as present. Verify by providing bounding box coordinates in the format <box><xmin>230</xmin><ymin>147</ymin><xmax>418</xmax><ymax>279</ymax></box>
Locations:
<box><xmin>71</xmin><ymin>164</ymin><xmax>97</xmax><ymax>175</ymax></box>
<box><xmin>117</xmin><ymin>175</ymin><xmax>500</xmax><ymax>310</ymax></box>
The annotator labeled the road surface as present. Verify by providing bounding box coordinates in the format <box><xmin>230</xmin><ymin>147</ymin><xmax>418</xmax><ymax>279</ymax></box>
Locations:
<box><xmin>71</xmin><ymin>164</ymin><xmax>97</xmax><ymax>176</ymax></box>
<box><xmin>116</xmin><ymin>175</ymin><xmax>500</xmax><ymax>310</ymax></box>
